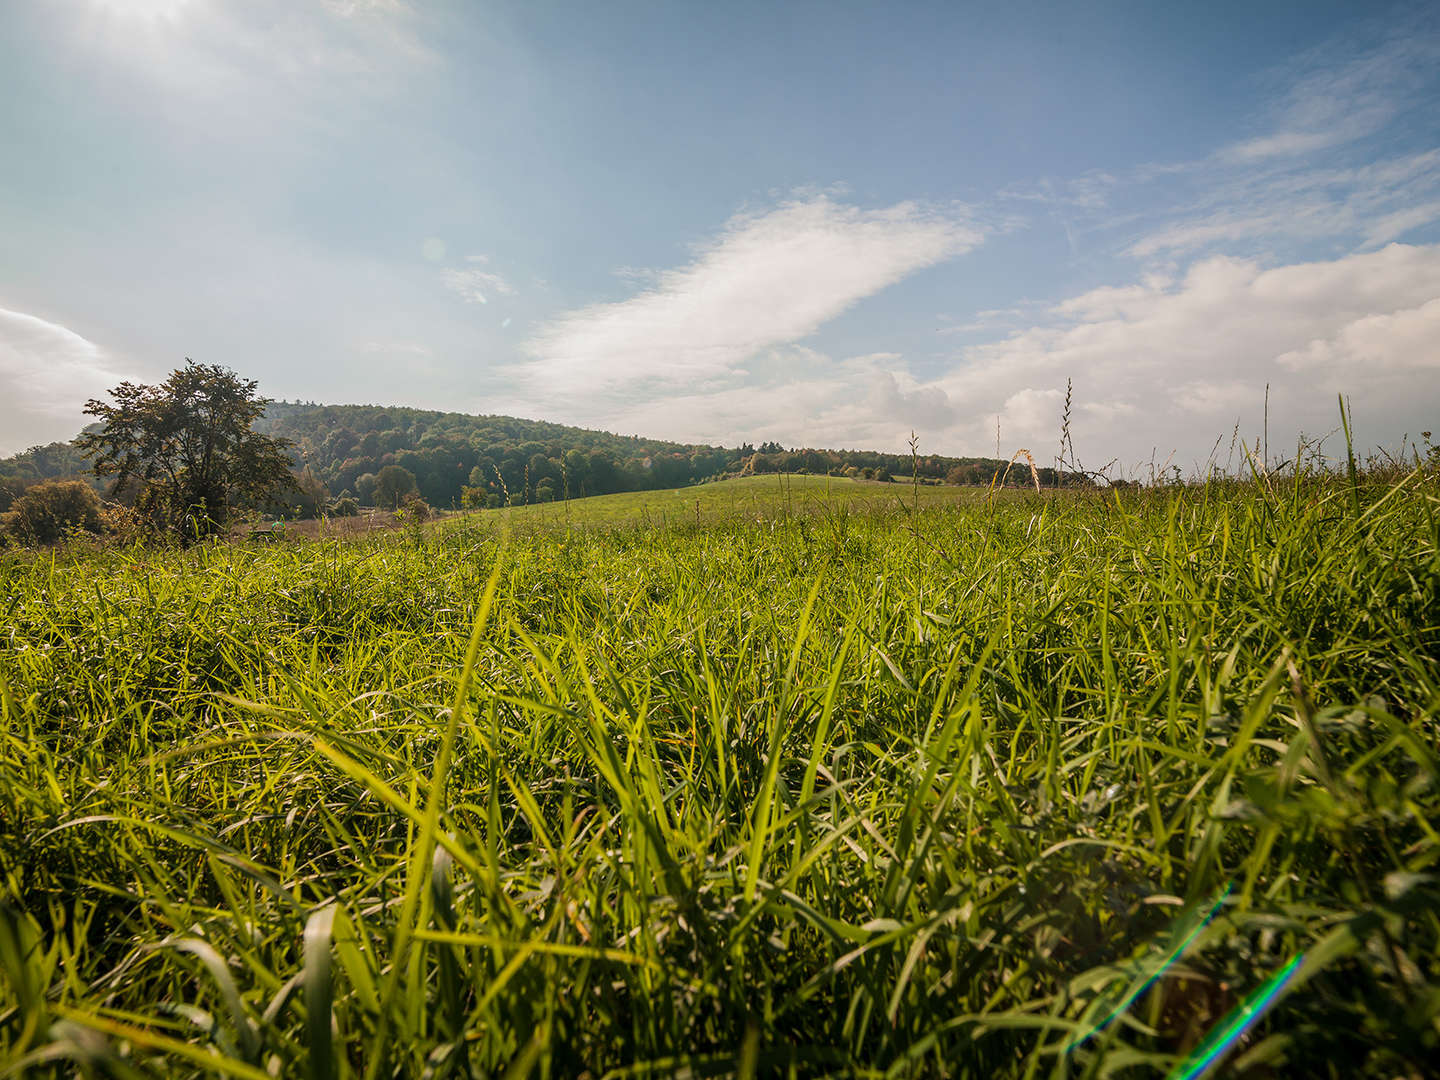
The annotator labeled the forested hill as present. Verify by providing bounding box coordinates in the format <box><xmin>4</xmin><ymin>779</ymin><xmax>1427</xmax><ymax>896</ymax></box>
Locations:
<box><xmin>256</xmin><ymin>401</ymin><xmax>741</xmax><ymax>507</ymax></box>
<box><xmin>1</xmin><ymin>399</ymin><xmax>1049</xmax><ymax>513</ymax></box>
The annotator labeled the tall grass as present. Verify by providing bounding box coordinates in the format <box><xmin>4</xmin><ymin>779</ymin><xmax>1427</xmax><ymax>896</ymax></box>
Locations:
<box><xmin>1</xmin><ymin>470</ymin><xmax>1437</xmax><ymax>1077</ymax></box>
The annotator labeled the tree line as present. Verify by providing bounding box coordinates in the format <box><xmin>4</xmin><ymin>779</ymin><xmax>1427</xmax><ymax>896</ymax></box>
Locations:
<box><xmin>2</xmin><ymin>362</ymin><xmax>1067</xmax><ymax>543</ymax></box>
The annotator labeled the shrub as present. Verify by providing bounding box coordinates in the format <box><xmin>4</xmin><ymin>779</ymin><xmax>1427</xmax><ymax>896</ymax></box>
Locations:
<box><xmin>99</xmin><ymin>501</ymin><xmax>144</xmax><ymax>542</ymax></box>
<box><xmin>0</xmin><ymin>475</ymin><xmax>24</xmax><ymax>511</ymax></box>
<box><xmin>395</xmin><ymin>493</ymin><xmax>431</xmax><ymax>525</ymax></box>
<box><xmin>6</xmin><ymin>480</ymin><xmax>104</xmax><ymax>544</ymax></box>
<box><xmin>328</xmin><ymin>495</ymin><xmax>361</xmax><ymax>517</ymax></box>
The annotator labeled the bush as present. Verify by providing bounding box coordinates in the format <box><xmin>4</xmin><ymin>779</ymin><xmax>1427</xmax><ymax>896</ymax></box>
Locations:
<box><xmin>6</xmin><ymin>481</ymin><xmax>104</xmax><ymax>544</ymax></box>
<box><xmin>99</xmin><ymin>501</ymin><xmax>143</xmax><ymax>542</ymax></box>
<box><xmin>328</xmin><ymin>495</ymin><xmax>361</xmax><ymax>517</ymax></box>
<box><xmin>0</xmin><ymin>475</ymin><xmax>24</xmax><ymax>511</ymax></box>
<box><xmin>13</xmin><ymin>480</ymin><xmax>103</xmax><ymax>540</ymax></box>
<box><xmin>395</xmin><ymin>493</ymin><xmax>431</xmax><ymax>526</ymax></box>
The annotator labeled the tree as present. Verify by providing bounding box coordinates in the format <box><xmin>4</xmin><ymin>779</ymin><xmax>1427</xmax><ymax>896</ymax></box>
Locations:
<box><xmin>76</xmin><ymin>361</ymin><xmax>294</xmax><ymax>539</ymax></box>
<box><xmin>374</xmin><ymin>464</ymin><xmax>417</xmax><ymax>509</ymax></box>
<box><xmin>355</xmin><ymin>472</ymin><xmax>379</xmax><ymax>505</ymax></box>
<box><xmin>293</xmin><ymin>466</ymin><xmax>330</xmax><ymax>518</ymax></box>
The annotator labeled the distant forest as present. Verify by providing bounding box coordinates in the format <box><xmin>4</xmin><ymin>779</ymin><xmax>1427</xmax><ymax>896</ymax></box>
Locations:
<box><xmin>1</xmin><ymin>400</ymin><xmax>1072</xmax><ymax>515</ymax></box>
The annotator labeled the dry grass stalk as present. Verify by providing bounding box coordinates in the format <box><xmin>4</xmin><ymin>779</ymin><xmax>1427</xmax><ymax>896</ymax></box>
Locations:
<box><xmin>994</xmin><ymin>447</ymin><xmax>1042</xmax><ymax>495</ymax></box>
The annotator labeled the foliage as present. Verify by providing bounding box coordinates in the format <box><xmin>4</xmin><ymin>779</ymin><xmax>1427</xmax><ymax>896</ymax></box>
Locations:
<box><xmin>375</xmin><ymin>464</ymin><xmax>418</xmax><ymax>509</ymax></box>
<box><xmin>7</xmin><ymin>400</ymin><xmax>1050</xmax><ymax>519</ymax></box>
<box><xmin>290</xmin><ymin>467</ymin><xmax>331</xmax><ymax>519</ymax></box>
<box><xmin>0</xmin><ymin>441</ymin><xmax>100</xmax><ymax>500</ymax></box>
<box><xmin>3</xmin><ymin>479</ymin><xmax>103</xmax><ymax>544</ymax></box>
<box><xmin>75</xmin><ymin>361</ymin><xmax>295</xmax><ymax>539</ymax></box>
<box><xmin>249</xmin><ymin>401</ymin><xmax>1026</xmax><ymax>509</ymax></box>
<box><xmin>394</xmin><ymin>492</ymin><xmax>431</xmax><ymax>526</ymax></box>
<box><xmin>1</xmin><ymin>467</ymin><xmax>1436</xmax><ymax>1076</ymax></box>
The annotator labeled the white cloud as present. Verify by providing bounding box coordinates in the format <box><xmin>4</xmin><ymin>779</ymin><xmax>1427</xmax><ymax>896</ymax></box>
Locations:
<box><xmin>926</xmin><ymin>242</ymin><xmax>1440</xmax><ymax>466</ymax></box>
<box><xmin>442</xmin><ymin>266</ymin><xmax>517</xmax><ymax>305</ymax></box>
<box><xmin>1276</xmin><ymin>296</ymin><xmax>1440</xmax><ymax>373</ymax></box>
<box><xmin>0</xmin><ymin>307</ymin><xmax>132</xmax><ymax>454</ymax></box>
<box><xmin>516</xmin><ymin>195</ymin><xmax>981</xmax><ymax>396</ymax></box>
<box><xmin>1221</xmin><ymin>131</ymin><xmax>1344</xmax><ymax>163</ymax></box>
<box><xmin>559</xmin><ymin>243</ymin><xmax>1440</xmax><ymax>471</ymax></box>
<box><xmin>1121</xmin><ymin>148</ymin><xmax>1440</xmax><ymax>258</ymax></box>
<box><xmin>1217</xmin><ymin>29</ymin><xmax>1439</xmax><ymax>164</ymax></box>
<box><xmin>1364</xmin><ymin>201</ymin><xmax>1440</xmax><ymax>247</ymax></box>
<box><xmin>359</xmin><ymin>339</ymin><xmax>431</xmax><ymax>355</ymax></box>
<box><xmin>594</xmin><ymin>349</ymin><xmax>956</xmax><ymax>454</ymax></box>
<box><xmin>1095</xmin><ymin>21</ymin><xmax>1440</xmax><ymax>263</ymax></box>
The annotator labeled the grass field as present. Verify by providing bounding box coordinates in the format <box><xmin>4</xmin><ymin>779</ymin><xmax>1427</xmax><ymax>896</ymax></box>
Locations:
<box><xmin>463</xmin><ymin>474</ymin><xmax>994</xmax><ymax>530</ymax></box>
<box><xmin>2</xmin><ymin>469</ymin><xmax>1438</xmax><ymax>1077</ymax></box>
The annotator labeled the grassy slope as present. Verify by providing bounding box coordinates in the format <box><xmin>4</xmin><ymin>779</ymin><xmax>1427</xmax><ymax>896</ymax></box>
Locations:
<box><xmin>2</xmin><ymin>475</ymin><xmax>1438</xmax><ymax>1077</ymax></box>
<box><xmin>455</xmin><ymin>474</ymin><xmax>992</xmax><ymax>530</ymax></box>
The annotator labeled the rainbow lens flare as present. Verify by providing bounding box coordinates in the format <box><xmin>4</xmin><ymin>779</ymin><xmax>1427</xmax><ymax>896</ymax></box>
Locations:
<box><xmin>1064</xmin><ymin>882</ymin><xmax>1232</xmax><ymax>1053</ymax></box>
<box><xmin>1166</xmin><ymin>953</ymin><xmax>1303</xmax><ymax>1080</ymax></box>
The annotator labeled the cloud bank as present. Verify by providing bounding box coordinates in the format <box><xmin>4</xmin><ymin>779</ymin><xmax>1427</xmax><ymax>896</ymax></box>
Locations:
<box><xmin>578</xmin><ymin>243</ymin><xmax>1440</xmax><ymax>472</ymax></box>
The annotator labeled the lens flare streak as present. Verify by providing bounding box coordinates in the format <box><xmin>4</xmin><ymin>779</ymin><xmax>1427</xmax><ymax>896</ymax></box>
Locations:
<box><xmin>1166</xmin><ymin>953</ymin><xmax>1303</xmax><ymax>1080</ymax></box>
<box><xmin>1064</xmin><ymin>883</ymin><xmax>1232</xmax><ymax>1052</ymax></box>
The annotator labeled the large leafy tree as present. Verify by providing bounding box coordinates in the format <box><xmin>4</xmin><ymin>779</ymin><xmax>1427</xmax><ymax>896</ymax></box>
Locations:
<box><xmin>77</xmin><ymin>360</ymin><xmax>294</xmax><ymax>538</ymax></box>
<box><xmin>374</xmin><ymin>464</ymin><xmax>417</xmax><ymax>509</ymax></box>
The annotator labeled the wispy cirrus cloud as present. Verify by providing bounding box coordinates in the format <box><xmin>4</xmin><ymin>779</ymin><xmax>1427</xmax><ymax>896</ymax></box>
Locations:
<box><xmin>1218</xmin><ymin>27</ymin><xmax>1439</xmax><ymax>164</ymax></box>
<box><xmin>1109</xmin><ymin>21</ymin><xmax>1440</xmax><ymax>260</ymax></box>
<box><xmin>988</xmin><ymin>16</ymin><xmax>1440</xmax><ymax>267</ymax></box>
<box><xmin>516</xmin><ymin>195</ymin><xmax>981</xmax><ymax>396</ymax></box>
<box><xmin>1122</xmin><ymin>148</ymin><xmax>1440</xmax><ymax>257</ymax></box>
<box><xmin>442</xmin><ymin>259</ymin><xmax>517</xmax><ymax>305</ymax></box>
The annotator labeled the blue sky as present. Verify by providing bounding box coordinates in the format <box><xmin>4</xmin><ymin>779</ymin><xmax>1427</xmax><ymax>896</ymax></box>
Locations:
<box><xmin>3</xmin><ymin>0</ymin><xmax>1439</xmax><ymax>472</ymax></box>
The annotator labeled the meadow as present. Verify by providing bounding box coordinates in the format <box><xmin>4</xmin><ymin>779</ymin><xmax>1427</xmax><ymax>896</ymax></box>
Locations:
<box><xmin>1</xmin><ymin>471</ymin><xmax>1437</xmax><ymax>1077</ymax></box>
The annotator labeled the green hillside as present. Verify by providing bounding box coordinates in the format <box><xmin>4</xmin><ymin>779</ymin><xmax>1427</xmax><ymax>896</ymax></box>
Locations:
<box><xmin>2</xmin><ymin>399</ymin><xmax>1050</xmax><ymax>515</ymax></box>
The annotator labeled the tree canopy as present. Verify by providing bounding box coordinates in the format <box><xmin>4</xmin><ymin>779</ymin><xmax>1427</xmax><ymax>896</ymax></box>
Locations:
<box><xmin>76</xmin><ymin>361</ymin><xmax>294</xmax><ymax>538</ymax></box>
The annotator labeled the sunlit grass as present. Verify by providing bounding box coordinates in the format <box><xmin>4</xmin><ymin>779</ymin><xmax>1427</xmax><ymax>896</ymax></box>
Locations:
<box><xmin>1</xmin><ymin>471</ymin><xmax>1437</xmax><ymax>1077</ymax></box>
<box><xmin>454</xmin><ymin>473</ymin><xmax>990</xmax><ymax>530</ymax></box>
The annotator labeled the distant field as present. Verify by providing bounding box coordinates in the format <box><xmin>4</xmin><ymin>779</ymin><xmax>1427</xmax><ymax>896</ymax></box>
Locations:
<box><xmin>255</xmin><ymin>475</ymin><xmax>993</xmax><ymax>540</ymax></box>
<box><xmin>455</xmin><ymin>473</ymin><xmax>1001</xmax><ymax>530</ymax></box>
<box><xmin>2</xmin><ymin>473</ymin><xmax>1437</xmax><ymax>1077</ymax></box>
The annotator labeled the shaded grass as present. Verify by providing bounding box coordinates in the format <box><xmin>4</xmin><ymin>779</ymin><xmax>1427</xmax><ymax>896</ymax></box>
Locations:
<box><xmin>1</xmin><ymin>473</ymin><xmax>1438</xmax><ymax>1077</ymax></box>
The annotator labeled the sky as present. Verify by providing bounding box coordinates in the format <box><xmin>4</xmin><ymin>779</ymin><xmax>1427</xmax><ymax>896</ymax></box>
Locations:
<box><xmin>3</xmin><ymin>0</ymin><xmax>1440</xmax><ymax>473</ymax></box>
